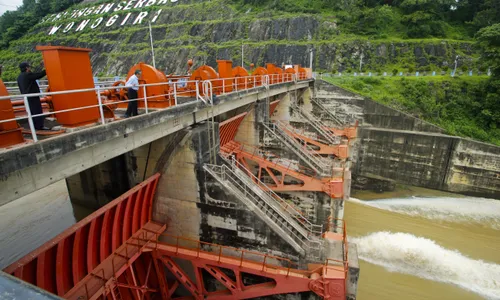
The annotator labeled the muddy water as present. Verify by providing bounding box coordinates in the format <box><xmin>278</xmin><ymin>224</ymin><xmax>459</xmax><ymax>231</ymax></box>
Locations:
<box><xmin>346</xmin><ymin>189</ymin><xmax>500</xmax><ymax>300</ymax></box>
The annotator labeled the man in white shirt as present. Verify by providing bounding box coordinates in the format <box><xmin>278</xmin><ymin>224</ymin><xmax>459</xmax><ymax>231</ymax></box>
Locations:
<box><xmin>125</xmin><ymin>69</ymin><xmax>142</xmax><ymax>117</ymax></box>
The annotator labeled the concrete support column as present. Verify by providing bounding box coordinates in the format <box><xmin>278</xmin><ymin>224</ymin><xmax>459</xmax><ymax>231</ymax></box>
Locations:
<box><xmin>66</xmin><ymin>155</ymin><xmax>131</xmax><ymax>210</ymax></box>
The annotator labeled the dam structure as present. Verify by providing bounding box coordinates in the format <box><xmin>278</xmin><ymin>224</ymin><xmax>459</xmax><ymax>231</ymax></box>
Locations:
<box><xmin>0</xmin><ymin>47</ymin><xmax>359</xmax><ymax>299</ymax></box>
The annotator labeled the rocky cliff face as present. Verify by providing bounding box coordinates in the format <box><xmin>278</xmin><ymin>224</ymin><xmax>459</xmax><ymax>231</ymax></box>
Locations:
<box><xmin>0</xmin><ymin>0</ymin><xmax>477</xmax><ymax>80</ymax></box>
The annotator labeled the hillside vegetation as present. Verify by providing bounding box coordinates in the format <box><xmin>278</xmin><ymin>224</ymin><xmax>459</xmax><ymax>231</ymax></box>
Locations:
<box><xmin>0</xmin><ymin>0</ymin><xmax>496</xmax><ymax>80</ymax></box>
<box><xmin>0</xmin><ymin>0</ymin><xmax>498</xmax><ymax>145</ymax></box>
<box><xmin>325</xmin><ymin>76</ymin><xmax>500</xmax><ymax>145</ymax></box>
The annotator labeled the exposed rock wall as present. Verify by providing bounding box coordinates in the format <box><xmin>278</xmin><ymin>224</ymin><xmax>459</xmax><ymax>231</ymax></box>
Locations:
<box><xmin>0</xmin><ymin>0</ymin><xmax>477</xmax><ymax>80</ymax></box>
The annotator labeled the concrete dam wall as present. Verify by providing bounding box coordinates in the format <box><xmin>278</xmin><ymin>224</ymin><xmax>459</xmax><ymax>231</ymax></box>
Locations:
<box><xmin>315</xmin><ymin>80</ymin><xmax>500</xmax><ymax>199</ymax></box>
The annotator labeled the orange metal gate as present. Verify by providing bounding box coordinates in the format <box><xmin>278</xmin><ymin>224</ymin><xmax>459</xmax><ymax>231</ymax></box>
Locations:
<box><xmin>4</xmin><ymin>174</ymin><xmax>160</xmax><ymax>296</ymax></box>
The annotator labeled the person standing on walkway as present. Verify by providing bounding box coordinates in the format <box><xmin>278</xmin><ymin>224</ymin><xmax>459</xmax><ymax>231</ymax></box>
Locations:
<box><xmin>17</xmin><ymin>62</ymin><xmax>47</xmax><ymax>130</ymax></box>
<box><xmin>125</xmin><ymin>69</ymin><xmax>142</xmax><ymax>118</ymax></box>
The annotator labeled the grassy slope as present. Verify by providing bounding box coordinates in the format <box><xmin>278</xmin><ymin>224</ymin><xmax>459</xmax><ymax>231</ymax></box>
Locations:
<box><xmin>324</xmin><ymin>75</ymin><xmax>500</xmax><ymax>146</ymax></box>
<box><xmin>0</xmin><ymin>0</ymin><xmax>479</xmax><ymax>80</ymax></box>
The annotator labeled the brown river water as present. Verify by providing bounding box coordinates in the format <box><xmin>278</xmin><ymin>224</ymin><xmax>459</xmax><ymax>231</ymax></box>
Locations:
<box><xmin>348</xmin><ymin>187</ymin><xmax>500</xmax><ymax>300</ymax></box>
<box><xmin>0</xmin><ymin>182</ymin><xmax>499</xmax><ymax>299</ymax></box>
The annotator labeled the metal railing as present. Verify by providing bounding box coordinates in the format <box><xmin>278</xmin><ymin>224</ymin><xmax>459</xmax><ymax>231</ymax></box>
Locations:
<box><xmin>290</xmin><ymin>103</ymin><xmax>340</xmax><ymax>145</ymax></box>
<box><xmin>204</xmin><ymin>160</ymin><xmax>322</xmax><ymax>256</ymax></box>
<box><xmin>144</xmin><ymin>230</ymin><xmax>349</xmax><ymax>281</ymax></box>
<box><xmin>226</xmin><ymin>142</ymin><xmax>319</xmax><ymax>178</ymax></box>
<box><xmin>150</xmin><ymin>231</ymin><xmax>305</xmax><ymax>277</ymax></box>
<box><xmin>311</xmin><ymin>98</ymin><xmax>345</xmax><ymax>126</ymax></box>
<box><xmin>227</xmin><ymin>155</ymin><xmax>323</xmax><ymax>237</ymax></box>
<box><xmin>0</xmin><ymin>72</ymin><xmax>310</xmax><ymax>144</ymax></box>
<box><xmin>264</xmin><ymin>122</ymin><xmax>333</xmax><ymax>176</ymax></box>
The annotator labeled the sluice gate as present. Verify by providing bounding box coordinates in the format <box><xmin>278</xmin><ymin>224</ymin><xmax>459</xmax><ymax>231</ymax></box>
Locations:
<box><xmin>1</xmin><ymin>46</ymin><xmax>359</xmax><ymax>299</ymax></box>
<box><xmin>4</xmin><ymin>173</ymin><xmax>348</xmax><ymax>300</ymax></box>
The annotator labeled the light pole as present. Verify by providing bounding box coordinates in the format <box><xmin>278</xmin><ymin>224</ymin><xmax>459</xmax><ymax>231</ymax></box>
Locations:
<box><xmin>309</xmin><ymin>48</ymin><xmax>314</xmax><ymax>70</ymax></box>
<box><xmin>359</xmin><ymin>53</ymin><xmax>364</xmax><ymax>72</ymax></box>
<box><xmin>148</xmin><ymin>21</ymin><xmax>156</xmax><ymax>69</ymax></box>
<box><xmin>452</xmin><ymin>55</ymin><xmax>459</xmax><ymax>77</ymax></box>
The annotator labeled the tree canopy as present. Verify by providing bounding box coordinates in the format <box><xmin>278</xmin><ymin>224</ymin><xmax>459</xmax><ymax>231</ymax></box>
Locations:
<box><xmin>0</xmin><ymin>0</ymin><xmax>83</xmax><ymax>49</ymax></box>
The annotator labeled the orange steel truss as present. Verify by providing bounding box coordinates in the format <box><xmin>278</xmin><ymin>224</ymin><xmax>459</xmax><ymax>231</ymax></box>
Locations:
<box><xmin>60</xmin><ymin>222</ymin><xmax>348</xmax><ymax>300</ymax></box>
<box><xmin>4</xmin><ymin>174</ymin><xmax>161</xmax><ymax>297</ymax></box>
<box><xmin>5</xmin><ymin>166</ymin><xmax>348</xmax><ymax>300</ymax></box>
<box><xmin>222</xmin><ymin>141</ymin><xmax>344</xmax><ymax>198</ymax></box>
<box><xmin>279</xmin><ymin>122</ymin><xmax>349</xmax><ymax>158</ymax></box>
<box><xmin>326</xmin><ymin>121</ymin><xmax>359</xmax><ymax>140</ymax></box>
<box><xmin>270</xmin><ymin>100</ymin><xmax>280</xmax><ymax>116</ymax></box>
<box><xmin>219</xmin><ymin>112</ymin><xmax>247</xmax><ymax>148</ymax></box>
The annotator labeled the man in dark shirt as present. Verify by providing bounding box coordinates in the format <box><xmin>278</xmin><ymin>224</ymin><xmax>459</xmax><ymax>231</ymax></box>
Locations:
<box><xmin>17</xmin><ymin>62</ymin><xmax>47</xmax><ymax>130</ymax></box>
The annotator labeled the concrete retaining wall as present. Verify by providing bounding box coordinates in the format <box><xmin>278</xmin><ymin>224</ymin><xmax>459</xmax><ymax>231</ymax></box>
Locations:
<box><xmin>315</xmin><ymin>80</ymin><xmax>500</xmax><ymax>199</ymax></box>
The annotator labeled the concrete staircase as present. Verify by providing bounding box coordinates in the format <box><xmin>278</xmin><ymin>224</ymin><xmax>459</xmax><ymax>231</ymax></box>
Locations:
<box><xmin>204</xmin><ymin>158</ymin><xmax>323</xmax><ymax>259</ymax></box>
<box><xmin>263</xmin><ymin>122</ymin><xmax>333</xmax><ymax>177</ymax></box>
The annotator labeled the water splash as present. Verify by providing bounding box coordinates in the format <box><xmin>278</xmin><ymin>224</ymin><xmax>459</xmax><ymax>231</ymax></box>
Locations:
<box><xmin>353</xmin><ymin>232</ymin><xmax>500</xmax><ymax>299</ymax></box>
<box><xmin>348</xmin><ymin>196</ymin><xmax>500</xmax><ymax>229</ymax></box>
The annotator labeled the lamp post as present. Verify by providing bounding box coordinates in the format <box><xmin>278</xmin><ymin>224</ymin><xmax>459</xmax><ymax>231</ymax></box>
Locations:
<box><xmin>148</xmin><ymin>21</ymin><xmax>156</xmax><ymax>69</ymax></box>
<box><xmin>452</xmin><ymin>55</ymin><xmax>459</xmax><ymax>77</ymax></box>
<box><xmin>309</xmin><ymin>48</ymin><xmax>314</xmax><ymax>70</ymax></box>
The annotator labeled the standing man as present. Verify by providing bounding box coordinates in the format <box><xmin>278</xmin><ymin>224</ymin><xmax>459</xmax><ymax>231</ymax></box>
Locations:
<box><xmin>17</xmin><ymin>62</ymin><xmax>47</xmax><ymax>130</ymax></box>
<box><xmin>125</xmin><ymin>69</ymin><xmax>142</xmax><ymax>118</ymax></box>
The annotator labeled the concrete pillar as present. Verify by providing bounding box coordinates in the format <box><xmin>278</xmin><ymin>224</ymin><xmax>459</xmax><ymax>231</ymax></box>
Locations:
<box><xmin>66</xmin><ymin>154</ymin><xmax>131</xmax><ymax>210</ymax></box>
<box><xmin>152</xmin><ymin>123</ymin><xmax>218</xmax><ymax>239</ymax></box>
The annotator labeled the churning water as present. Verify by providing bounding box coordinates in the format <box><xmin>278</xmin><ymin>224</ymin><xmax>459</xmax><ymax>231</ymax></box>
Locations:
<box><xmin>349</xmin><ymin>196</ymin><xmax>500</xmax><ymax>230</ymax></box>
<box><xmin>352</xmin><ymin>232</ymin><xmax>500</xmax><ymax>299</ymax></box>
<box><xmin>345</xmin><ymin>194</ymin><xmax>500</xmax><ymax>300</ymax></box>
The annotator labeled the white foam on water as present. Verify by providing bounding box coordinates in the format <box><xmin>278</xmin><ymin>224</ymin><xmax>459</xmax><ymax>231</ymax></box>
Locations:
<box><xmin>348</xmin><ymin>196</ymin><xmax>500</xmax><ymax>229</ymax></box>
<box><xmin>352</xmin><ymin>232</ymin><xmax>500</xmax><ymax>299</ymax></box>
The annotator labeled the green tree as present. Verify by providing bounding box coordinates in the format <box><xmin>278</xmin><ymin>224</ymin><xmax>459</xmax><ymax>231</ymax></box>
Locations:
<box><xmin>0</xmin><ymin>0</ymin><xmax>82</xmax><ymax>49</ymax></box>
<box><xmin>474</xmin><ymin>0</ymin><xmax>500</xmax><ymax>29</ymax></box>
<box><xmin>476</xmin><ymin>23</ymin><xmax>500</xmax><ymax>76</ymax></box>
<box><xmin>475</xmin><ymin>23</ymin><xmax>500</xmax><ymax>132</ymax></box>
<box><xmin>397</xmin><ymin>0</ymin><xmax>456</xmax><ymax>37</ymax></box>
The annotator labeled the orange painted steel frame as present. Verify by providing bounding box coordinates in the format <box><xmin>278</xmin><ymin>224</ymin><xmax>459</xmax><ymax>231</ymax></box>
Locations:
<box><xmin>223</xmin><ymin>140</ymin><xmax>344</xmax><ymax>199</ymax></box>
<box><xmin>217</xmin><ymin>60</ymin><xmax>234</xmax><ymax>93</ymax></box>
<box><xmin>4</xmin><ymin>173</ymin><xmax>160</xmax><ymax>297</ymax></box>
<box><xmin>280</xmin><ymin>123</ymin><xmax>349</xmax><ymax>158</ymax></box>
<box><xmin>147</xmin><ymin>234</ymin><xmax>347</xmax><ymax>300</ymax></box>
<box><xmin>61</xmin><ymin>222</ymin><xmax>347</xmax><ymax>300</ymax></box>
<box><xmin>252</xmin><ymin>66</ymin><xmax>268</xmax><ymax>86</ymax></box>
<box><xmin>232</xmin><ymin>66</ymin><xmax>253</xmax><ymax>89</ymax></box>
<box><xmin>125</xmin><ymin>62</ymin><xmax>173</xmax><ymax>109</ymax></box>
<box><xmin>270</xmin><ymin>99</ymin><xmax>281</xmax><ymax>116</ymax></box>
<box><xmin>328</xmin><ymin>120</ymin><xmax>359</xmax><ymax>140</ymax></box>
<box><xmin>187</xmin><ymin>65</ymin><xmax>219</xmax><ymax>96</ymax></box>
<box><xmin>219</xmin><ymin>112</ymin><xmax>247</xmax><ymax>148</ymax></box>
<box><xmin>218</xmin><ymin>107</ymin><xmax>344</xmax><ymax>198</ymax></box>
<box><xmin>0</xmin><ymin>79</ymin><xmax>24</xmax><ymax>147</ymax></box>
<box><xmin>37</xmin><ymin>46</ymin><xmax>99</xmax><ymax>127</ymax></box>
<box><xmin>237</xmin><ymin>146</ymin><xmax>343</xmax><ymax>198</ymax></box>
<box><xmin>266</xmin><ymin>63</ymin><xmax>284</xmax><ymax>84</ymax></box>
<box><xmin>284</xmin><ymin>67</ymin><xmax>297</xmax><ymax>82</ymax></box>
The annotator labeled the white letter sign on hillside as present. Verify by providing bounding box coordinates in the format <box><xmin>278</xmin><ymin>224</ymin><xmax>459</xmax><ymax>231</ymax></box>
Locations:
<box><xmin>44</xmin><ymin>0</ymin><xmax>187</xmax><ymax>35</ymax></box>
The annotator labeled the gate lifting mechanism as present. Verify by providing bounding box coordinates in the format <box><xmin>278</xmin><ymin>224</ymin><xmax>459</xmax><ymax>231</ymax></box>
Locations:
<box><xmin>0</xmin><ymin>45</ymin><xmax>315</xmax><ymax>148</ymax></box>
<box><xmin>4</xmin><ymin>174</ymin><xmax>348</xmax><ymax>300</ymax></box>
